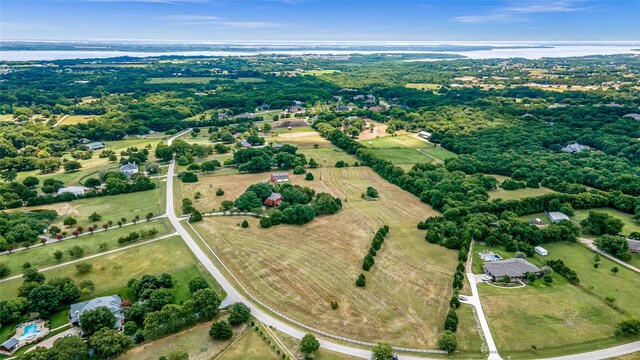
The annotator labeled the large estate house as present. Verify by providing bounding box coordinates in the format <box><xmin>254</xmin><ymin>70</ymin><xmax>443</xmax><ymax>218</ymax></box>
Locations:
<box><xmin>119</xmin><ymin>162</ymin><xmax>139</xmax><ymax>178</ymax></box>
<box><xmin>70</xmin><ymin>295</ymin><xmax>125</xmax><ymax>332</ymax></box>
<box><xmin>483</xmin><ymin>258</ymin><xmax>542</xmax><ymax>280</ymax></box>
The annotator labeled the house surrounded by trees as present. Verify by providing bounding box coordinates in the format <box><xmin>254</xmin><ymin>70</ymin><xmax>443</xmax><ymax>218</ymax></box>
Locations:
<box><xmin>70</xmin><ymin>295</ymin><xmax>125</xmax><ymax>331</ymax></box>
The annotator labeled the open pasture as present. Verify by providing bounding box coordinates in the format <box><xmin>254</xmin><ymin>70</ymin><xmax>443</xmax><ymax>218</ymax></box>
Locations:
<box><xmin>0</xmin><ymin>236</ymin><xmax>196</xmax><ymax>301</ymax></box>
<box><xmin>145</xmin><ymin>77</ymin><xmax>217</xmax><ymax>84</ymax></box>
<box><xmin>59</xmin><ymin>115</ymin><xmax>98</xmax><ymax>125</ymax></box>
<box><xmin>191</xmin><ymin>167</ymin><xmax>455</xmax><ymax>347</ymax></box>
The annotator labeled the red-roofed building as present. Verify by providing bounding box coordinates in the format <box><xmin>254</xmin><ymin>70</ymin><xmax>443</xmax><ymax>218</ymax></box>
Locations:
<box><xmin>264</xmin><ymin>192</ymin><xmax>283</xmax><ymax>207</ymax></box>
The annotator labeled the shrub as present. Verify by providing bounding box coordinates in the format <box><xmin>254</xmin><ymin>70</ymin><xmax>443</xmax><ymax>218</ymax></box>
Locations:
<box><xmin>68</xmin><ymin>246</ymin><xmax>84</xmax><ymax>258</ymax></box>
<box><xmin>444</xmin><ymin>309</ymin><xmax>458</xmax><ymax>332</ymax></box>
<box><xmin>76</xmin><ymin>262</ymin><xmax>93</xmax><ymax>274</ymax></box>
<box><xmin>305</xmin><ymin>172</ymin><xmax>314</xmax><ymax>181</ymax></box>
<box><xmin>335</xmin><ymin>160</ymin><xmax>346</xmax><ymax>168</ymax></box>
<box><xmin>293</xmin><ymin>166</ymin><xmax>306</xmax><ymax>175</ymax></box>
<box><xmin>179</xmin><ymin>172</ymin><xmax>199</xmax><ymax>183</ymax></box>
<box><xmin>355</xmin><ymin>273</ymin><xmax>366</xmax><ymax>287</ymax></box>
<box><xmin>241</xmin><ymin>220</ymin><xmax>249</xmax><ymax>228</ymax></box>
<box><xmin>188</xmin><ymin>277</ymin><xmax>209</xmax><ymax>294</ymax></box>
<box><xmin>615</xmin><ymin>317</ymin><xmax>640</xmax><ymax>336</ymax></box>
<box><xmin>216</xmin><ymin>188</ymin><xmax>225</xmax><ymax>196</ymax></box>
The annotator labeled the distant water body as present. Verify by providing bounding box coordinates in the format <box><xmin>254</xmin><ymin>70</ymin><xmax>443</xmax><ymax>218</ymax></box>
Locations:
<box><xmin>1</xmin><ymin>44</ymin><xmax>639</xmax><ymax>61</ymax></box>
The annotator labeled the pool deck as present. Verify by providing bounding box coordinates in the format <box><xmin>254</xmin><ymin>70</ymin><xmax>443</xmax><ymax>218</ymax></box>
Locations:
<box><xmin>1</xmin><ymin>320</ymin><xmax>50</xmax><ymax>355</ymax></box>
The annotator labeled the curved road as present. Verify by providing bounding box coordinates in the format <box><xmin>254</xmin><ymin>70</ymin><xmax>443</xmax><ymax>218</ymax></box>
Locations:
<box><xmin>166</xmin><ymin>130</ymin><xmax>640</xmax><ymax>360</ymax></box>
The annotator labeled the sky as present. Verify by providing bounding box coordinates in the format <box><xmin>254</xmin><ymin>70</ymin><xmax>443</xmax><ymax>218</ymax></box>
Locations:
<box><xmin>1</xmin><ymin>0</ymin><xmax>639</xmax><ymax>42</ymax></box>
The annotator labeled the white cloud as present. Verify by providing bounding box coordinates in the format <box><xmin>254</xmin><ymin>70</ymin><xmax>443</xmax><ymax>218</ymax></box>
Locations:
<box><xmin>455</xmin><ymin>1</ymin><xmax>589</xmax><ymax>23</ymax></box>
<box><xmin>505</xmin><ymin>1</ymin><xmax>584</xmax><ymax>13</ymax></box>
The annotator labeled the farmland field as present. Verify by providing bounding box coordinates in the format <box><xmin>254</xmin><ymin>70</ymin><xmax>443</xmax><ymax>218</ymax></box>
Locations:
<box><xmin>190</xmin><ymin>167</ymin><xmax>456</xmax><ymax>348</ymax></box>
<box><xmin>145</xmin><ymin>77</ymin><xmax>217</xmax><ymax>84</ymax></box>
<box><xmin>217</xmin><ymin>327</ymin><xmax>278</xmax><ymax>360</ymax></box>
<box><xmin>0</xmin><ymin>236</ymin><xmax>200</xmax><ymax>300</ymax></box>
<box><xmin>265</xmin><ymin>130</ymin><xmax>358</xmax><ymax>167</ymax></box>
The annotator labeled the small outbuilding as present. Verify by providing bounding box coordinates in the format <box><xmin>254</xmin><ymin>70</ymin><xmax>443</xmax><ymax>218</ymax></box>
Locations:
<box><xmin>240</xmin><ymin>139</ymin><xmax>252</xmax><ymax>148</ymax></box>
<box><xmin>86</xmin><ymin>142</ymin><xmax>105</xmax><ymax>151</ymax></box>
<box><xmin>535</xmin><ymin>246</ymin><xmax>548</xmax><ymax>256</ymax></box>
<box><xmin>119</xmin><ymin>162</ymin><xmax>139</xmax><ymax>178</ymax></box>
<box><xmin>0</xmin><ymin>338</ymin><xmax>19</xmax><ymax>354</ymax></box>
<box><xmin>418</xmin><ymin>131</ymin><xmax>432</xmax><ymax>139</ymax></box>
<box><xmin>57</xmin><ymin>186</ymin><xmax>86</xmax><ymax>196</ymax></box>
<box><xmin>628</xmin><ymin>240</ymin><xmax>640</xmax><ymax>254</ymax></box>
<box><xmin>548</xmin><ymin>211</ymin><xmax>570</xmax><ymax>223</ymax></box>
<box><xmin>270</xmin><ymin>173</ymin><xmax>289</xmax><ymax>183</ymax></box>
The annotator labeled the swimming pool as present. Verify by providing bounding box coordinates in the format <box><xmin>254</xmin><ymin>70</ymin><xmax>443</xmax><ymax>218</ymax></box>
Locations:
<box><xmin>18</xmin><ymin>324</ymin><xmax>41</xmax><ymax>340</ymax></box>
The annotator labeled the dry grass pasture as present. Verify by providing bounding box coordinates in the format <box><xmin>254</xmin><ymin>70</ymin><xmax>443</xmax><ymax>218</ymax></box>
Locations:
<box><xmin>59</xmin><ymin>115</ymin><xmax>98</xmax><ymax>125</ymax></box>
<box><xmin>189</xmin><ymin>167</ymin><xmax>456</xmax><ymax>347</ymax></box>
<box><xmin>265</xmin><ymin>130</ymin><xmax>359</xmax><ymax>167</ymax></box>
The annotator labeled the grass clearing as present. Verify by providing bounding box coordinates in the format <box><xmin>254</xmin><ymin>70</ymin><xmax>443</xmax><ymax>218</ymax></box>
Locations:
<box><xmin>304</xmin><ymin>69</ymin><xmax>341</xmax><ymax>76</ymax></box>
<box><xmin>367</xmin><ymin>148</ymin><xmax>433</xmax><ymax>164</ymax></box>
<box><xmin>59</xmin><ymin>115</ymin><xmax>97</xmax><ymax>125</ymax></box>
<box><xmin>265</xmin><ymin>130</ymin><xmax>358</xmax><ymax>167</ymax></box>
<box><xmin>0</xmin><ymin>220</ymin><xmax>171</xmax><ymax>276</ymax></box>
<box><xmin>406</xmin><ymin>83</ymin><xmax>442</xmax><ymax>91</ymax></box>
<box><xmin>191</xmin><ymin>167</ymin><xmax>455</xmax><ymax>348</ymax></box>
<box><xmin>271</xmin><ymin>327</ymin><xmax>361</xmax><ymax>360</ymax></box>
<box><xmin>488</xmin><ymin>186</ymin><xmax>556</xmax><ymax>200</ymax></box>
<box><xmin>235</xmin><ymin>77</ymin><xmax>266</xmax><ymax>83</ymax></box>
<box><xmin>0</xmin><ymin>236</ymin><xmax>195</xmax><ymax>301</ymax></box>
<box><xmin>360</xmin><ymin>134</ymin><xmax>427</xmax><ymax>148</ymax></box>
<box><xmin>455</xmin><ymin>305</ymin><xmax>485</xmax><ymax>356</ymax></box>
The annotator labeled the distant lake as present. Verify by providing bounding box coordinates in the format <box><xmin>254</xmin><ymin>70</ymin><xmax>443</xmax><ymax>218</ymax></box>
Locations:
<box><xmin>1</xmin><ymin>44</ymin><xmax>639</xmax><ymax>61</ymax></box>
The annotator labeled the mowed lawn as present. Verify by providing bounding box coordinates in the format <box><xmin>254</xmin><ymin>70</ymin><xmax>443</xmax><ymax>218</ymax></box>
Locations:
<box><xmin>191</xmin><ymin>167</ymin><xmax>456</xmax><ymax>348</ymax></box>
<box><xmin>477</xmin><ymin>241</ymin><xmax>640</xmax><ymax>357</ymax></box>
<box><xmin>360</xmin><ymin>134</ymin><xmax>457</xmax><ymax>163</ymax></box>
<box><xmin>13</xmin><ymin>183</ymin><xmax>164</xmax><ymax>230</ymax></box>
<box><xmin>145</xmin><ymin>77</ymin><xmax>217</xmax><ymax>84</ymax></box>
<box><xmin>0</xmin><ymin>220</ymin><xmax>171</xmax><ymax>276</ymax></box>
<box><xmin>367</xmin><ymin>148</ymin><xmax>433</xmax><ymax>165</ymax></box>
<box><xmin>455</xmin><ymin>305</ymin><xmax>485</xmax><ymax>355</ymax></box>
<box><xmin>0</xmin><ymin>236</ymin><xmax>194</xmax><ymax>301</ymax></box>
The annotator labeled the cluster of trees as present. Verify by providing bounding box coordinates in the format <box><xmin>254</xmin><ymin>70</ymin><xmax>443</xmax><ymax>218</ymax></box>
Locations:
<box><xmin>596</xmin><ymin>235</ymin><xmax>632</xmax><ymax>261</ymax></box>
<box><xmin>209</xmin><ymin>302</ymin><xmax>251</xmax><ymax>340</ymax></box>
<box><xmin>155</xmin><ymin>139</ymin><xmax>214</xmax><ymax>165</ymax></box>
<box><xmin>580</xmin><ymin>211</ymin><xmax>625</xmax><ymax>236</ymax></box>
<box><xmin>361</xmin><ymin>226</ymin><xmax>389</xmax><ymax>272</ymax></box>
<box><xmin>0</xmin><ymin>210</ymin><xmax>57</xmax><ymax>251</ymax></box>
<box><xmin>117</xmin><ymin>227</ymin><xmax>159</xmax><ymax>245</ymax></box>
<box><xmin>232</xmin><ymin>145</ymin><xmax>307</xmax><ymax>173</ymax></box>
<box><xmin>545</xmin><ymin>259</ymin><xmax>580</xmax><ymax>284</ymax></box>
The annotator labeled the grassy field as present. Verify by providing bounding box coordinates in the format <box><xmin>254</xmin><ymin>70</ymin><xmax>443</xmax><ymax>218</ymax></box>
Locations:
<box><xmin>304</xmin><ymin>69</ymin><xmax>341</xmax><ymax>76</ymax></box>
<box><xmin>235</xmin><ymin>77</ymin><xmax>266</xmax><ymax>83</ymax></box>
<box><xmin>367</xmin><ymin>148</ymin><xmax>434</xmax><ymax>165</ymax></box>
<box><xmin>217</xmin><ymin>327</ymin><xmax>278</xmax><ymax>360</ymax></box>
<box><xmin>191</xmin><ymin>167</ymin><xmax>455</xmax><ymax>348</ymax></box>
<box><xmin>145</xmin><ymin>77</ymin><xmax>217</xmax><ymax>84</ymax></box>
<box><xmin>406</xmin><ymin>83</ymin><xmax>442</xmax><ymax>91</ymax></box>
<box><xmin>59</xmin><ymin>115</ymin><xmax>98</xmax><ymax>125</ymax></box>
<box><xmin>270</xmin><ymin>328</ymin><xmax>361</xmax><ymax>360</ymax></box>
<box><xmin>488</xmin><ymin>186</ymin><xmax>556</xmax><ymax>200</ymax></box>
<box><xmin>12</xmin><ymin>183</ymin><xmax>164</xmax><ymax>230</ymax></box>
<box><xmin>0</xmin><ymin>236</ymin><xmax>196</xmax><ymax>301</ymax></box>
<box><xmin>0</xmin><ymin>220</ymin><xmax>171</xmax><ymax>276</ymax></box>
<box><xmin>359</xmin><ymin>134</ymin><xmax>457</xmax><ymax>164</ymax></box>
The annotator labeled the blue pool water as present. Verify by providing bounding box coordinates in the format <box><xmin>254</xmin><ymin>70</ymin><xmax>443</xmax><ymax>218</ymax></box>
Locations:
<box><xmin>18</xmin><ymin>324</ymin><xmax>40</xmax><ymax>340</ymax></box>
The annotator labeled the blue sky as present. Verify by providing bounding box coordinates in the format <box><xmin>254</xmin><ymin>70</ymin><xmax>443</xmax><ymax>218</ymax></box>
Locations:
<box><xmin>1</xmin><ymin>0</ymin><xmax>638</xmax><ymax>41</ymax></box>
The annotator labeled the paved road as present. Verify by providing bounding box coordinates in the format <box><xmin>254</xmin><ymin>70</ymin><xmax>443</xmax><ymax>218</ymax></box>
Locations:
<box><xmin>464</xmin><ymin>273</ymin><xmax>502</xmax><ymax>360</ymax></box>
<box><xmin>580</xmin><ymin>238</ymin><xmax>640</xmax><ymax>274</ymax></box>
<box><xmin>540</xmin><ymin>340</ymin><xmax>640</xmax><ymax>360</ymax></box>
<box><xmin>24</xmin><ymin>327</ymin><xmax>79</xmax><ymax>353</ymax></box>
<box><xmin>0</xmin><ymin>232</ymin><xmax>178</xmax><ymax>283</ymax></box>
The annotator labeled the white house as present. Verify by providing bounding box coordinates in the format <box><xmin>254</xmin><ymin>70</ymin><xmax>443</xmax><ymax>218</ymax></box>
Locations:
<box><xmin>535</xmin><ymin>246</ymin><xmax>548</xmax><ymax>256</ymax></box>
<box><xmin>418</xmin><ymin>131</ymin><xmax>432</xmax><ymax>139</ymax></box>
<box><xmin>119</xmin><ymin>162</ymin><xmax>139</xmax><ymax>178</ymax></box>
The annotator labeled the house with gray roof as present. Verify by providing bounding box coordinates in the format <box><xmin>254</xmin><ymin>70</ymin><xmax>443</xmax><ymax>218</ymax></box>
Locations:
<box><xmin>240</xmin><ymin>139</ymin><xmax>252</xmax><ymax>148</ymax></box>
<box><xmin>70</xmin><ymin>295</ymin><xmax>124</xmax><ymax>331</ymax></box>
<box><xmin>86</xmin><ymin>142</ymin><xmax>105</xmax><ymax>151</ymax></box>
<box><xmin>629</xmin><ymin>239</ymin><xmax>640</xmax><ymax>254</ymax></box>
<box><xmin>548</xmin><ymin>211</ymin><xmax>570</xmax><ymax>223</ymax></box>
<box><xmin>561</xmin><ymin>143</ymin><xmax>591</xmax><ymax>153</ymax></box>
<box><xmin>483</xmin><ymin>258</ymin><xmax>542</xmax><ymax>280</ymax></box>
<box><xmin>119</xmin><ymin>162</ymin><xmax>139</xmax><ymax>178</ymax></box>
<box><xmin>0</xmin><ymin>338</ymin><xmax>19</xmax><ymax>354</ymax></box>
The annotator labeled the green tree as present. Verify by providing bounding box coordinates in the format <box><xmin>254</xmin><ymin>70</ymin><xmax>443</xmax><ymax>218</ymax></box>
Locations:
<box><xmin>88</xmin><ymin>212</ymin><xmax>102</xmax><ymax>222</ymax></box>
<box><xmin>371</xmin><ymin>342</ymin><xmax>393</xmax><ymax>360</ymax></box>
<box><xmin>580</xmin><ymin>211</ymin><xmax>624</xmax><ymax>235</ymax></box>
<box><xmin>192</xmin><ymin>288</ymin><xmax>221</xmax><ymax>320</ymax></box>
<box><xmin>228</xmin><ymin>302</ymin><xmax>251</xmax><ymax>325</ymax></box>
<box><xmin>355</xmin><ymin>273</ymin><xmax>366</xmax><ymax>287</ymax></box>
<box><xmin>28</xmin><ymin>285</ymin><xmax>62</xmax><ymax>317</ymax></box>
<box><xmin>234</xmin><ymin>191</ymin><xmax>262</xmax><ymax>211</ymax></box>
<box><xmin>88</xmin><ymin>328</ymin><xmax>133</xmax><ymax>358</ymax></box>
<box><xmin>305</xmin><ymin>172</ymin><xmax>314</xmax><ymax>181</ymax></box>
<box><xmin>188</xmin><ymin>277</ymin><xmax>209</xmax><ymax>294</ymax></box>
<box><xmin>22</xmin><ymin>176</ymin><xmax>40</xmax><ymax>188</ymax></box>
<box><xmin>75</xmin><ymin>262</ymin><xmax>93</xmax><ymax>275</ymax></box>
<box><xmin>63</xmin><ymin>217</ymin><xmax>77</xmax><ymax>227</ymax></box>
<box><xmin>51</xmin><ymin>335</ymin><xmax>89</xmax><ymax>360</ymax></box>
<box><xmin>209</xmin><ymin>320</ymin><xmax>233</xmax><ymax>340</ymax></box>
<box><xmin>438</xmin><ymin>330</ymin><xmax>458</xmax><ymax>352</ymax></box>
<box><xmin>299</xmin><ymin>333</ymin><xmax>320</xmax><ymax>357</ymax></box>
<box><xmin>148</xmin><ymin>288</ymin><xmax>174</xmax><ymax>311</ymax></box>
<box><xmin>596</xmin><ymin>235</ymin><xmax>632</xmax><ymax>261</ymax></box>
<box><xmin>80</xmin><ymin>306</ymin><xmax>117</xmax><ymax>337</ymax></box>
<box><xmin>241</xmin><ymin>220</ymin><xmax>249</xmax><ymax>228</ymax></box>
<box><xmin>611</xmin><ymin>266</ymin><xmax>619</xmax><ymax>275</ymax></box>
<box><xmin>63</xmin><ymin>160</ymin><xmax>82</xmax><ymax>172</ymax></box>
